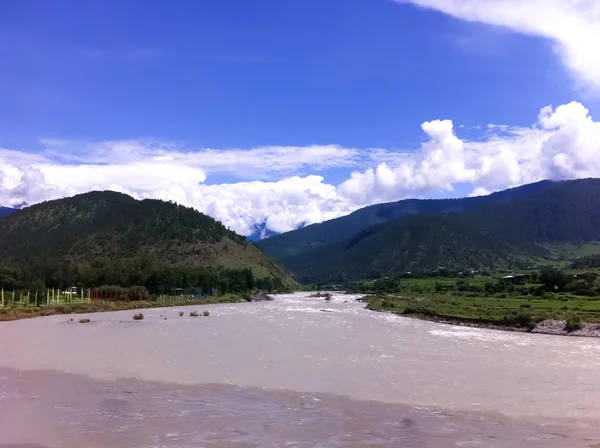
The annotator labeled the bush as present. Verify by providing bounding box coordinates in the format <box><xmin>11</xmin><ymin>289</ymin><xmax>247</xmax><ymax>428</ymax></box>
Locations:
<box><xmin>564</xmin><ymin>313</ymin><xmax>583</xmax><ymax>332</ymax></box>
<box><xmin>401</xmin><ymin>307</ymin><xmax>434</xmax><ymax>316</ymax></box>
<box><xmin>203</xmin><ymin>310</ymin><xmax>210</xmax><ymax>317</ymax></box>
<box><xmin>133</xmin><ymin>313</ymin><xmax>144</xmax><ymax>320</ymax></box>
<box><xmin>79</xmin><ymin>318</ymin><xmax>90</xmax><ymax>324</ymax></box>
<box><xmin>532</xmin><ymin>287</ymin><xmax>544</xmax><ymax>297</ymax></box>
<box><xmin>573</xmin><ymin>288</ymin><xmax>596</xmax><ymax>297</ymax></box>
<box><xmin>179</xmin><ymin>311</ymin><xmax>184</xmax><ymax>317</ymax></box>
<box><xmin>190</xmin><ymin>311</ymin><xmax>198</xmax><ymax>317</ymax></box>
<box><xmin>515</xmin><ymin>312</ymin><xmax>534</xmax><ymax>330</ymax></box>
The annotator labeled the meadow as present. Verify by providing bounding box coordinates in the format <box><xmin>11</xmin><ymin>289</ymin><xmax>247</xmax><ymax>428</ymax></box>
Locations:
<box><xmin>352</xmin><ymin>270</ymin><xmax>600</xmax><ymax>330</ymax></box>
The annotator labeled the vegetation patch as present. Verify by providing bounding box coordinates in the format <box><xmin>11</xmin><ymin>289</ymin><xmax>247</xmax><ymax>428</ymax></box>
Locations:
<box><xmin>133</xmin><ymin>313</ymin><xmax>144</xmax><ymax>320</ymax></box>
<box><xmin>360</xmin><ymin>268</ymin><xmax>600</xmax><ymax>334</ymax></box>
<box><xmin>564</xmin><ymin>314</ymin><xmax>583</xmax><ymax>333</ymax></box>
<box><xmin>203</xmin><ymin>310</ymin><xmax>210</xmax><ymax>317</ymax></box>
<box><xmin>79</xmin><ymin>318</ymin><xmax>91</xmax><ymax>324</ymax></box>
<box><xmin>190</xmin><ymin>311</ymin><xmax>199</xmax><ymax>317</ymax></box>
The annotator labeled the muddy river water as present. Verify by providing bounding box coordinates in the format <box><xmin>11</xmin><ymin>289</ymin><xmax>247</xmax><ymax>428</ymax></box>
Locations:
<box><xmin>0</xmin><ymin>292</ymin><xmax>599</xmax><ymax>447</ymax></box>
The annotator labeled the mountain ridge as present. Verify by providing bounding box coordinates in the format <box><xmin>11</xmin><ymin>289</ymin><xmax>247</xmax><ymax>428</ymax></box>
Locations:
<box><xmin>0</xmin><ymin>191</ymin><xmax>295</xmax><ymax>291</ymax></box>
<box><xmin>259</xmin><ymin>179</ymin><xmax>600</xmax><ymax>283</ymax></box>
<box><xmin>257</xmin><ymin>180</ymin><xmax>556</xmax><ymax>261</ymax></box>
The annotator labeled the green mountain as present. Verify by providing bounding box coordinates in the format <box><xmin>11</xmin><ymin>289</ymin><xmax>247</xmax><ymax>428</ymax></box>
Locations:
<box><xmin>257</xmin><ymin>180</ymin><xmax>554</xmax><ymax>261</ymax></box>
<box><xmin>0</xmin><ymin>191</ymin><xmax>295</xmax><ymax>292</ymax></box>
<box><xmin>262</xmin><ymin>179</ymin><xmax>600</xmax><ymax>283</ymax></box>
<box><xmin>284</xmin><ymin>214</ymin><xmax>523</xmax><ymax>283</ymax></box>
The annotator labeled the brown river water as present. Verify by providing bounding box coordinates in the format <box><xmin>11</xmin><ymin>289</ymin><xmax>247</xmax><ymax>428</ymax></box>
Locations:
<box><xmin>0</xmin><ymin>292</ymin><xmax>599</xmax><ymax>447</ymax></box>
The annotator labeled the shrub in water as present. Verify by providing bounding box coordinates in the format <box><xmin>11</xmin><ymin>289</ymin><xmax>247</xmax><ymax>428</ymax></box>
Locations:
<box><xmin>190</xmin><ymin>311</ymin><xmax>199</xmax><ymax>317</ymax></box>
<box><xmin>179</xmin><ymin>311</ymin><xmax>184</xmax><ymax>317</ymax></box>
<box><xmin>203</xmin><ymin>310</ymin><xmax>210</xmax><ymax>317</ymax></box>
<box><xmin>79</xmin><ymin>318</ymin><xmax>90</xmax><ymax>324</ymax></box>
<box><xmin>133</xmin><ymin>313</ymin><xmax>144</xmax><ymax>320</ymax></box>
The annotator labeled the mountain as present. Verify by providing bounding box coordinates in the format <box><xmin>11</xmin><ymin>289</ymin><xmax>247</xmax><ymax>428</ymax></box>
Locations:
<box><xmin>284</xmin><ymin>213</ymin><xmax>523</xmax><ymax>283</ymax></box>
<box><xmin>257</xmin><ymin>180</ymin><xmax>555</xmax><ymax>261</ymax></box>
<box><xmin>0</xmin><ymin>207</ymin><xmax>16</xmax><ymax>218</ymax></box>
<box><xmin>0</xmin><ymin>191</ymin><xmax>295</xmax><ymax>291</ymax></box>
<box><xmin>261</xmin><ymin>179</ymin><xmax>600</xmax><ymax>283</ymax></box>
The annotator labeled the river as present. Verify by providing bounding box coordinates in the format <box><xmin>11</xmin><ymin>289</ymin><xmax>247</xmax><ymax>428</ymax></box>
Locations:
<box><xmin>0</xmin><ymin>292</ymin><xmax>599</xmax><ymax>447</ymax></box>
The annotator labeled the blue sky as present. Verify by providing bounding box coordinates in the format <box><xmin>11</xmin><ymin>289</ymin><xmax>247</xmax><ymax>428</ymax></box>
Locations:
<box><xmin>1</xmin><ymin>0</ymin><xmax>600</xmax><ymax>236</ymax></box>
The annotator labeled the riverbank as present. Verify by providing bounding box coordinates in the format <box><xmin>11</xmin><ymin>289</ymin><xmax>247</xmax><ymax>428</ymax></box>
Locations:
<box><xmin>363</xmin><ymin>293</ymin><xmax>600</xmax><ymax>337</ymax></box>
<box><xmin>0</xmin><ymin>294</ymin><xmax>249</xmax><ymax>322</ymax></box>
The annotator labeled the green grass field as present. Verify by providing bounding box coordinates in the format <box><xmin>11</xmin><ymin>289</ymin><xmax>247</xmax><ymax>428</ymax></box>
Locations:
<box><xmin>351</xmin><ymin>268</ymin><xmax>600</xmax><ymax>329</ymax></box>
<box><xmin>365</xmin><ymin>292</ymin><xmax>600</xmax><ymax>327</ymax></box>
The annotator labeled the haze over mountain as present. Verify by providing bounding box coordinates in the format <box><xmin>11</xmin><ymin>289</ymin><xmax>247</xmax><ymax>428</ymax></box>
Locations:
<box><xmin>0</xmin><ymin>207</ymin><xmax>15</xmax><ymax>218</ymax></box>
<box><xmin>259</xmin><ymin>179</ymin><xmax>600</xmax><ymax>283</ymax></box>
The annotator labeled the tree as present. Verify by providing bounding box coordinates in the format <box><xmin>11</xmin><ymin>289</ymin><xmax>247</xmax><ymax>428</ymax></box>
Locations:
<box><xmin>539</xmin><ymin>268</ymin><xmax>569</xmax><ymax>291</ymax></box>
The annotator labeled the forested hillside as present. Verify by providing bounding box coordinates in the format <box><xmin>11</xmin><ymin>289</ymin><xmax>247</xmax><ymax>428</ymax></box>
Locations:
<box><xmin>257</xmin><ymin>180</ymin><xmax>554</xmax><ymax>261</ymax></box>
<box><xmin>266</xmin><ymin>179</ymin><xmax>600</xmax><ymax>283</ymax></box>
<box><xmin>0</xmin><ymin>191</ymin><xmax>295</xmax><ymax>292</ymax></box>
<box><xmin>285</xmin><ymin>214</ymin><xmax>524</xmax><ymax>283</ymax></box>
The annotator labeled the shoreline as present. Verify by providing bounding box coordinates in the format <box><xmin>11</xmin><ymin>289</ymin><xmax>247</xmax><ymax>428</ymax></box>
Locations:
<box><xmin>368</xmin><ymin>307</ymin><xmax>600</xmax><ymax>338</ymax></box>
<box><xmin>0</xmin><ymin>295</ymin><xmax>249</xmax><ymax>322</ymax></box>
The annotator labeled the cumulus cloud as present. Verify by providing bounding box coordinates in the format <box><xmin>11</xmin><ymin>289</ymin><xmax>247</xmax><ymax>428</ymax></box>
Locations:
<box><xmin>397</xmin><ymin>0</ymin><xmax>600</xmax><ymax>90</ymax></box>
<box><xmin>343</xmin><ymin>101</ymin><xmax>600</xmax><ymax>202</ymax></box>
<box><xmin>2</xmin><ymin>101</ymin><xmax>600</xmax><ymax>236</ymax></box>
<box><xmin>338</xmin><ymin>118</ymin><xmax>476</xmax><ymax>203</ymax></box>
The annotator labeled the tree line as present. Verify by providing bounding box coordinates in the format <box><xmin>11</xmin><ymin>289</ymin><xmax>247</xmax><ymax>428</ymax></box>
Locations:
<box><xmin>0</xmin><ymin>257</ymin><xmax>287</xmax><ymax>295</ymax></box>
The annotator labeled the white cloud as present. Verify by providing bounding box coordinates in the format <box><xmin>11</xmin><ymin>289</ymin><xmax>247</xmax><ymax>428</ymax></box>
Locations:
<box><xmin>469</xmin><ymin>187</ymin><xmax>492</xmax><ymax>197</ymax></box>
<box><xmin>39</xmin><ymin>139</ymin><xmax>366</xmax><ymax>180</ymax></box>
<box><xmin>2</xmin><ymin>101</ymin><xmax>600</xmax><ymax>236</ymax></box>
<box><xmin>338</xmin><ymin>119</ymin><xmax>476</xmax><ymax>203</ymax></box>
<box><xmin>397</xmin><ymin>0</ymin><xmax>600</xmax><ymax>90</ymax></box>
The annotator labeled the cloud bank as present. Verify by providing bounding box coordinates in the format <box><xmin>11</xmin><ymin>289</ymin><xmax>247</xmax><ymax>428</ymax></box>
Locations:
<box><xmin>398</xmin><ymin>0</ymin><xmax>600</xmax><ymax>91</ymax></box>
<box><xmin>1</xmin><ymin>101</ymin><xmax>600</xmax><ymax>236</ymax></box>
